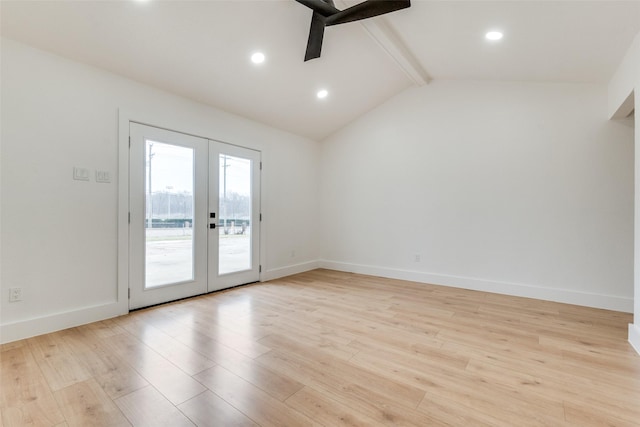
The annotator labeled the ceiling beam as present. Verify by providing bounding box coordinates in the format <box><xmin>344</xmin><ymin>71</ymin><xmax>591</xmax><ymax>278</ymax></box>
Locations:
<box><xmin>334</xmin><ymin>0</ymin><xmax>430</xmax><ymax>86</ymax></box>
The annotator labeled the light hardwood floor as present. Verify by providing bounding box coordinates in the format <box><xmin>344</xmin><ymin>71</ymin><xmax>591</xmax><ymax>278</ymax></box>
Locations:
<box><xmin>2</xmin><ymin>269</ymin><xmax>639</xmax><ymax>426</ymax></box>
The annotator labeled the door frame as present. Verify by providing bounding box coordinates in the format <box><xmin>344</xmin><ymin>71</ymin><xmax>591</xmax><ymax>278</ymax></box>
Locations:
<box><xmin>117</xmin><ymin>109</ymin><xmax>264</xmax><ymax>312</ymax></box>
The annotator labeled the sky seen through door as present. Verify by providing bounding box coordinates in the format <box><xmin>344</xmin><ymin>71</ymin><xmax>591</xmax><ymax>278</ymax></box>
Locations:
<box><xmin>147</xmin><ymin>139</ymin><xmax>251</xmax><ymax>196</ymax></box>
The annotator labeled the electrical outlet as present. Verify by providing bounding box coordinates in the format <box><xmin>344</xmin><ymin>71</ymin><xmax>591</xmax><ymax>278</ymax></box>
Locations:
<box><xmin>414</xmin><ymin>254</ymin><xmax>421</xmax><ymax>262</ymax></box>
<box><xmin>291</xmin><ymin>250</ymin><xmax>296</xmax><ymax>258</ymax></box>
<box><xmin>9</xmin><ymin>287</ymin><xmax>22</xmax><ymax>302</ymax></box>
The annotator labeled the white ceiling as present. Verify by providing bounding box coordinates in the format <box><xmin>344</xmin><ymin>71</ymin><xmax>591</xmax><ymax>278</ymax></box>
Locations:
<box><xmin>2</xmin><ymin>1</ymin><xmax>639</xmax><ymax>141</ymax></box>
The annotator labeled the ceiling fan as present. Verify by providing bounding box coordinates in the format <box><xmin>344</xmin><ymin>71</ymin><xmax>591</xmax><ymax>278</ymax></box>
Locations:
<box><xmin>295</xmin><ymin>0</ymin><xmax>411</xmax><ymax>61</ymax></box>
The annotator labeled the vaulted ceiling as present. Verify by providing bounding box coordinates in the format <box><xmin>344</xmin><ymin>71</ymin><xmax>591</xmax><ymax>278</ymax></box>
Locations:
<box><xmin>2</xmin><ymin>0</ymin><xmax>639</xmax><ymax>140</ymax></box>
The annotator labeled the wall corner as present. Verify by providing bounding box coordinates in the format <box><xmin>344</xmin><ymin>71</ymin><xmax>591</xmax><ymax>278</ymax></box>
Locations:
<box><xmin>608</xmin><ymin>32</ymin><xmax>639</xmax><ymax>119</ymax></box>
<box><xmin>629</xmin><ymin>323</ymin><xmax>640</xmax><ymax>355</ymax></box>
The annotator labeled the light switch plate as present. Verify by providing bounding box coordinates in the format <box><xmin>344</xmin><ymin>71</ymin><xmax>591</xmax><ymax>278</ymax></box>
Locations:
<box><xmin>73</xmin><ymin>167</ymin><xmax>90</xmax><ymax>181</ymax></box>
<box><xmin>96</xmin><ymin>170</ymin><xmax>111</xmax><ymax>183</ymax></box>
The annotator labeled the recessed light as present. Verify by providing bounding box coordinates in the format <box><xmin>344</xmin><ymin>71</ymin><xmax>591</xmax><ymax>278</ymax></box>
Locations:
<box><xmin>251</xmin><ymin>52</ymin><xmax>265</xmax><ymax>64</ymax></box>
<box><xmin>317</xmin><ymin>89</ymin><xmax>328</xmax><ymax>99</ymax></box>
<box><xmin>485</xmin><ymin>31</ymin><xmax>503</xmax><ymax>41</ymax></box>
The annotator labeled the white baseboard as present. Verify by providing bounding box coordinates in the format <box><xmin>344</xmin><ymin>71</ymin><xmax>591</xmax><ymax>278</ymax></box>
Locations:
<box><xmin>629</xmin><ymin>324</ymin><xmax>640</xmax><ymax>355</ymax></box>
<box><xmin>262</xmin><ymin>260</ymin><xmax>320</xmax><ymax>282</ymax></box>
<box><xmin>2</xmin><ymin>260</ymin><xmax>632</xmax><ymax>344</ymax></box>
<box><xmin>1</xmin><ymin>259</ymin><xmax>319</xmax><ymax>344</ymax></box>
<box><xmin>319</xmin><ymin>260</ymin><xmax>633</xmax><ymax>313</ymax></box>
<box><xmin>1</xmin><ymin>301</ymin><xmax>126</xmax><ymax>344</ymax></box>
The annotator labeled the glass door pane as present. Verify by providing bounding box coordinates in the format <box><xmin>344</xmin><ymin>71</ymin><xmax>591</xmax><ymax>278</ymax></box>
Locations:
<box><xmin>145</xmin><ymin>141</ymin><xmax>195</xmax><ymax>288</ymax></box>
<box><xmin>219</xmin><ymin>154</ymin><xmax>252</xmax><ymax>275</ymax></box>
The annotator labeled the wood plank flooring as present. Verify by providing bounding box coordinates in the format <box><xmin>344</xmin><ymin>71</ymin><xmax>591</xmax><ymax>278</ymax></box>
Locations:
<box><xmin>2</xmin><ymin>269</ymin><xmax>639</xmax><ymax>426</ymax></box>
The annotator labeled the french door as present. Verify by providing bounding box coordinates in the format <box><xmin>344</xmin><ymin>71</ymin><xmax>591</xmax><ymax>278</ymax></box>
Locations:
<box><xmin>129</xmin><ymin>123</ymin><xmax>260</xmax><ymax>309</ymax></box>
<box><xmin>209</xmin><ymin>143</ymin><xmax>261</xmax><ymax>292</ymax></box>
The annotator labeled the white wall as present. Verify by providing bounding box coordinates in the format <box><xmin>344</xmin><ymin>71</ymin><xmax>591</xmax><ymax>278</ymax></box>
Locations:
<box><xmin>608</xmin><ymin>33</ymin><xmax>638</xmax><ymax>120</ymax></box>
<box><xmin>609</xmin><ymin>32</ymin><xmax>640</xmax><ymax>353</ymax></box>
<box><xmin>320</xmin><ymin>80</ymin><xmax>634</xmax><ymax>311</ymax></box>
<box><xmin>0</xmin><ymin>39</ymin><xmax>320</xmax><ymax>342</ymax></box>
<box><xmin>609</xmin><ymin>33</ymin><xmax>640</xmax><ymax>353</ymax></box>
<box><xmin>2</xmin><ymin>35</ymin><xmax>636</xmax><ymax>344</ymax></box>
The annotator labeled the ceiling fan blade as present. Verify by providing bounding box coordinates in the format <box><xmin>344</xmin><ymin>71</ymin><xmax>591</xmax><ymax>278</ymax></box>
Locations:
<box><xmin>295</xmin><ymin>0</ymin><xmax>340</xmax><ymax>17</ymax></box>
<box><xmin>325</xmin><ymin>0</ymin><xmax>410</xmax><ymax>26</ymax></box>
<box><xmin>305</xmin><ymin>12</ymin><xmax>326</xmax><ymax>61</ymax></box>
